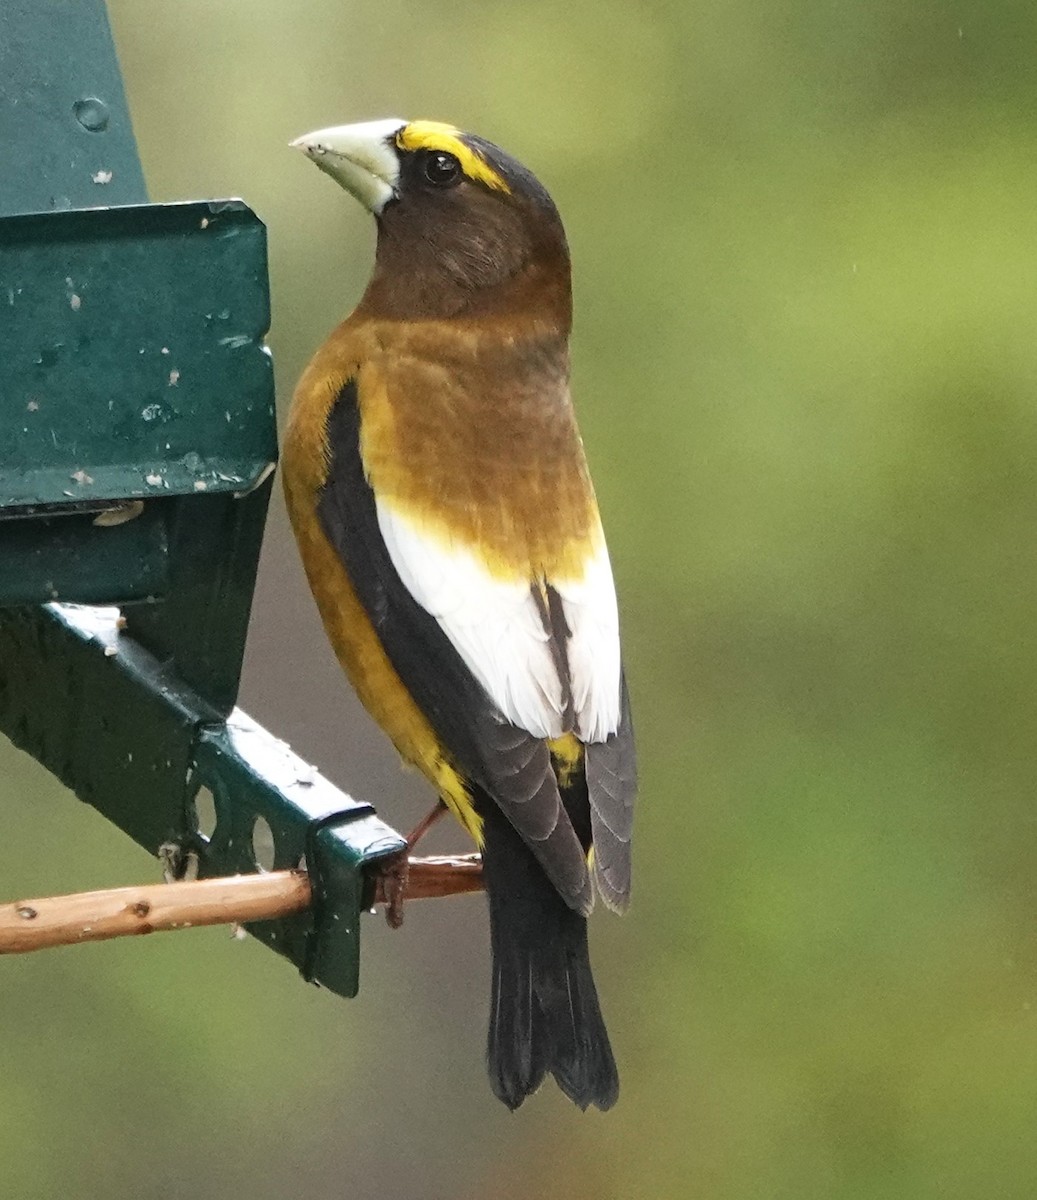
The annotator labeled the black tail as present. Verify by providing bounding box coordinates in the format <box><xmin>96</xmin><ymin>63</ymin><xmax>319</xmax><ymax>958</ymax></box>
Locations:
<box><xmin>480</xmin><ymin>802</ymin><xmax>618</xmax><ymax>1111</ymax></box>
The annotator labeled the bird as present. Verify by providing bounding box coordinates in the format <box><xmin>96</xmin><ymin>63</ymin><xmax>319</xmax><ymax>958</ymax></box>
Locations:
<box><xmin>282</xmin><ymin>118</ymin><xmax>636</xmax><ymax>1110</ymax></box>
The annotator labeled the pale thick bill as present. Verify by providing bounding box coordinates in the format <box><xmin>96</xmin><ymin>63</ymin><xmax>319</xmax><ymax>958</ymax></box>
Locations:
<box><xmin>376</xmin><ymin>501</ymin><xmax>622</xmax><ymax>744</ymax></box>
<box><xmin>290</xmin><ymin>118</ymin><xmax>407</xmax><ymax>213</ymax></box>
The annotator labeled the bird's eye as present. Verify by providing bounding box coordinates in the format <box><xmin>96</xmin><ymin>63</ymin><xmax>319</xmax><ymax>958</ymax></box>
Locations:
<box><xmin>423</xmin><ymin>151</ymin><xmax>462</xmax><ymax>187</ymax></box>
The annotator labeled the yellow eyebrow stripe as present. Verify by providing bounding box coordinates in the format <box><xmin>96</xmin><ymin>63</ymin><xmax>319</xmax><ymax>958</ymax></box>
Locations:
<box><xmin>396</xmin><ymin>121</ymin><xmax>511</xmax><ymax>194</ymax></box>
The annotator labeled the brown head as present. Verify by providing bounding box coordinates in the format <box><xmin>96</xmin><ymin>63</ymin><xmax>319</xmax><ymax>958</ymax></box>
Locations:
<box><xmin>291</xmin><ymin>119</ymin><xmax>571</xmax><ymax>325</ymax></box>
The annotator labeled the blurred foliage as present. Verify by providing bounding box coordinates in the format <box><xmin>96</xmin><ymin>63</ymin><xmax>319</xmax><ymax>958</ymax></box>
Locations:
<box><xmin>1</xmin><ymin>0</ymin><xmax>1036</xmax><ymax>1196</ymax></box>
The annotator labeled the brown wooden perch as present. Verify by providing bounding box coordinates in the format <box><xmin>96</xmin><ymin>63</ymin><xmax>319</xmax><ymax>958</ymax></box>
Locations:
<box><xmin>0</xmin><ymin>853</ymin><xmax>483</xmax><ymax>955</ymax></box>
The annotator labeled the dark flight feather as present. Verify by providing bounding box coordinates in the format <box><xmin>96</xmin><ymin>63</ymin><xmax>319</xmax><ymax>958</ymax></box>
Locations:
<box><xmin>585</xmin><ymin>674</ymin><xmax>637</xmax><ymax>912</ymax></box>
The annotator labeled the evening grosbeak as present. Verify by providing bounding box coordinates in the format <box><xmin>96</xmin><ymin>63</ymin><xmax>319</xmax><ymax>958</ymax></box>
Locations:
<box><xmin>283</xmin><ymin>118</ymin><xmax>636</xmax><ymax>1110</ymax></box>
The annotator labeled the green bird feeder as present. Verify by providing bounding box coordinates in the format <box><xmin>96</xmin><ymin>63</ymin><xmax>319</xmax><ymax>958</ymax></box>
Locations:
<box><xmin>0</xmin><ymin>0</ymin><xmax>406</xmax><ymax>996</ymax></box>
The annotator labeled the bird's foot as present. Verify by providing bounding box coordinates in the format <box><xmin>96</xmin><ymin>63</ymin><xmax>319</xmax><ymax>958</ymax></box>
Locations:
<box><xmin>157</xmin><ymin>841</ymin><xmax>199</xmax><ymax>883</ymax></box>
<box><xmin>406</xmin><ymin>799</ymin><xmax>448</xmax><ymax>851</ymax></box>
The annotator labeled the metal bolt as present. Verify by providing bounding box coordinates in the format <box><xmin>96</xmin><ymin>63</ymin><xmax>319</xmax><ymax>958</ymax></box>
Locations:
<box><xmin>72</xmin><ymin>97</ymin><xmax>109</xmax><ymax>132</ymax></box>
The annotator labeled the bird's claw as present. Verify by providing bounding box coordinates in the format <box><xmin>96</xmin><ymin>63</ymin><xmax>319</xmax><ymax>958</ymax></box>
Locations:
<box><xmin>381</xmin><ymin>851</ymin><xmax>409</xmax><ymax>929</ymax></box>
<box><xmin>158</xmin><ymin>841</ymin><xmax>200</xmax><ymax>884</ymax></box>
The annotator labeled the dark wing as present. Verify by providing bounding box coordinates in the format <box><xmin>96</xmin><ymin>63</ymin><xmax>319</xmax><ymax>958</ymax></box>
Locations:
<box><xmin>584</xmin><ymin>672</ymin><xmax>636</xmax><ymax>912</ymax></box>
<box><xmin>317</xmin><ymin>378</ymin><xmax>592</xmax><ymax>915</ymax></box>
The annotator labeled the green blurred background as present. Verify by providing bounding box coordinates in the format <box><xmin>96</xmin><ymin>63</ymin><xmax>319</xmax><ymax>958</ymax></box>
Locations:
<box><xmin>3</xmin><ymin>1</ymin><xmax>1037</xmax><ymax>1196</ymax></box>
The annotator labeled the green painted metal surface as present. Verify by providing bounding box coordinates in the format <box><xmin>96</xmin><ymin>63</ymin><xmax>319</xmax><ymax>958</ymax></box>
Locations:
<box><xmin>0</xmin><ymin>503</ymin><xmax>168</xmax><ymax>606</ymax></box>
<box><xmin>0</xmin><ymin>0</ymin><xmax>405</xmax><ymax>997</ymax></box>
<box><xmin>0</xmin><ymin>0</ymin><xmax>146</xmax><ymax>212</ymax></box>
<box><xmin>0</xmin><ymin>202</ymin><xmax>276</xmax><ymax>509</ymax></box>
<box><xmin>0</xmin><ymin>606</ymin><xmax>200</xmax><ymax>848</ymax></box>
<box><xmin>0</xmin><ymin>200</ymin><xmax>276</xmax><ymax>633</ymax></box>
<box><xmin>124</xmin><ymin>487</ymin><xmax>273</xmax><ymax>713</ymax></box>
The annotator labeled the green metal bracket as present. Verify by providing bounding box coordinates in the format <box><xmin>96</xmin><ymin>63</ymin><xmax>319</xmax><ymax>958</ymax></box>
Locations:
<box><xmin>0</xmin><ymin>0</ymin><xmax>404</xmax><ymax>995</ymax></box>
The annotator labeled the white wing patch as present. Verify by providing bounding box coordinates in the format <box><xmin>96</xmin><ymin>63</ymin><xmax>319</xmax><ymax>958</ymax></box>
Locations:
<box><xmin>376</xmin><ymin>502</ymin><xmax>621</xmax><ymax>743</ymax></box>
<box><xmin>554</xmin><ymin>539</ymin><xmax>622</xmax><ymax>743</ymax></box>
